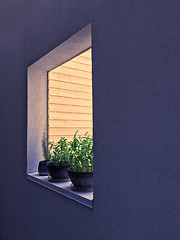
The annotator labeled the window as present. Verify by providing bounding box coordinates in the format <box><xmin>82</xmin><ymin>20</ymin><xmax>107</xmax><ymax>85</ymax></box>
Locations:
<box><xmin>27</xmin><ymin>24</ymin><xmax>93</xmax><ymax>208</ymax></box>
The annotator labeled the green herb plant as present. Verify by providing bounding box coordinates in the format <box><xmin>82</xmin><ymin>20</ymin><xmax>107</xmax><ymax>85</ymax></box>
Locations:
<box><xmin>69</xmin><ymin>131</ymin><xmax>93</xmax><ymax>172</ymax></box>
<box><xmin>42</xmin><ymin>130</ymin><xmax>51</xmax><ymax>161</ymax></box>
<box><xmin>49</xmin><ymin>137</ymin><xmax>70</xmax><ymax>166</ymax></box>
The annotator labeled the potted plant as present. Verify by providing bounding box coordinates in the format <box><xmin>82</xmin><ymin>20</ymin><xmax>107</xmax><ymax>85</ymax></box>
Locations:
<box><xmin>38</xmin><ymin>131</ymin><xmax>50</xmax><ymax>176</ymax></box>
<box><xmin>68</xmin><ymin>131</ymin><xmax>93</xmax><ymax>190</ymax></box>
<box><xmin>47</xmin><ymin>137</ymin><xmax>71</xmax><ymax>181</ymax></box>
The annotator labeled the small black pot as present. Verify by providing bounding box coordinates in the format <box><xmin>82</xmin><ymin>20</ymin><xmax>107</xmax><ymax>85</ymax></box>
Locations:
<box><xmin>47</xmin><ymin>163</ymin><xmax>70</xmax><ymax>179</ymax></box>
<box><xmin>67</xmin><ymin>167</ymin><xmax>93</xmax><ymax>189</ymax></box>
<box><xmin>38</xmin><ymin>160</ymin><xmax>49</xmax><ymax>176</ymax></box>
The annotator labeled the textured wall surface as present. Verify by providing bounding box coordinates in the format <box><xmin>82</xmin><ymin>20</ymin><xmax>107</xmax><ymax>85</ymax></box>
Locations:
<box><xmin>0</xmin><ymin>1</ymin><xmax>180</xmax><ymax>240</ymax></box>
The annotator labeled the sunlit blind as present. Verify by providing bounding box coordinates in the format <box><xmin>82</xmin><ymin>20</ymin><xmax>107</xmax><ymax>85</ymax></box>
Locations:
<box><xmin>48</xmin><ymin>48</ymin><xmax>92</xmax><ymax>142</ymax></box>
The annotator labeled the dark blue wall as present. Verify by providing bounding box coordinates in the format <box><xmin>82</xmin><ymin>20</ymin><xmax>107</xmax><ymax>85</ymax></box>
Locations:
<box><xmin>1</xmin><ymin>1</ymin><xmax>180</xmax><ymax>239</ymax></box>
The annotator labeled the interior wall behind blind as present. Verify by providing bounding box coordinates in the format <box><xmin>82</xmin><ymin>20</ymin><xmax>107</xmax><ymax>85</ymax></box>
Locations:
<box><xmin>48</xmin><ymin>48</ymin><xmax>92</xmax><ymax>142</ymax></box>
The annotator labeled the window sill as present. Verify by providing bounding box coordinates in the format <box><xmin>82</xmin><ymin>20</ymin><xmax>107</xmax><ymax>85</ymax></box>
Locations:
<box><xmin>27</xmin><ymin>173</ymin><xmax>93</xmax><ymax>208</ymax></box>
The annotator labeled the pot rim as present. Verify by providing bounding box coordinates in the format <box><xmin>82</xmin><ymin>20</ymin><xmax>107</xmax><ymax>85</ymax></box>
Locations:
<box><xmin>47</xmin><ymin>162</ymin><xmax>71</xmax><ymax>168</ymax></box>
<box><xmin>67</xmin><ymin>166</ymin><xmax>93</xmax><ymax>174</ymax></box>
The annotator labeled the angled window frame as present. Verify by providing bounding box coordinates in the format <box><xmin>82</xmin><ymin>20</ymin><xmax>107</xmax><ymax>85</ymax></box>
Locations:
<box><xmin>27</xmin><ymin>24</ymin><xmax>93</xmax><ymax>208</ymax></box>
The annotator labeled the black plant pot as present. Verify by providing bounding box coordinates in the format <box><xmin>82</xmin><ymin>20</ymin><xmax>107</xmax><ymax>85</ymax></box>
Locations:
<box><xmin>38</xmin><ymin>160</ymin><xmax>49</xmax><ymax>176</ymax></box>
<box><xmin>47</xmin><ymin>163</ymin><xmax>70</xmax><ymax>179</ymax></box>
<box><xmin>67</xmin><ymin>167</ymin><xmax>93</xmax><ymax>189</ymax></box>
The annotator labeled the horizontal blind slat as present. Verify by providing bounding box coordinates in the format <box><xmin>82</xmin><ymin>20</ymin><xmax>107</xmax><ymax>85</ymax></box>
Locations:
<box><xmin>49</xmin><ymin>104</ymin><xmax>92</xmax><ymax>114</ymax></box>
<box><xmin>49</xmin><ymin>127</ymin><xmax>92</xmax><ymax>136</ymax></box>
<box><xmin>49</xmin><ymin>80</ymin><xmax>92</xmax><ymax>92</ymax></box>
<box><xmin>48</xmin><ymin>72</ymin><xmax>92</xmax><ymax>85</ymax></box>
<box><xmin>49</xmin><ymin>88</ymin><xmax>92</xmax><ymax>99</ymax></box>
<box><xmin>52</xmin><ymin>66</ymin><xmax>91</xmax><ymax>79</ymax></box>
<box><xmin>61</xmin><ymin>61</ymin><xmax>92</xmax><ymax>72</ymax></box>
<box><xmin>49</xmin><ymin>96</ymin><xmax>92</xmax><ymax>106</ymax></box>
<box><xmin>49</xmin><ymin>120</ymin><xmax>92</xmax><ymax>128</ymax></box>
<box><xmin>49</xmin><ymin>112</ymin><xmax>92</xmax><ymax>120</ymax></box>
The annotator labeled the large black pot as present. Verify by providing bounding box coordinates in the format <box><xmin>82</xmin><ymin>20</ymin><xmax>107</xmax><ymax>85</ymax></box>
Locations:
<box><xmin>47</xmin><ymin>163</ymin><xmax>70</xmax><ymax>179</ymax></box>
<box><xmin>38</xmin><ymin>160</ymin><xmax>49</xmax><ymax>176</ymax></box>
<box><xmin>67</xmin><ymin>167</ymin><xmax>93</xmax><ymax>189</ymax></box>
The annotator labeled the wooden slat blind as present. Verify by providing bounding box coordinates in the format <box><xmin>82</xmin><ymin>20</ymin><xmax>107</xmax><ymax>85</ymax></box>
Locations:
<box><xmin>48</xmin><ymin>48</ymin><xmax>92</xmax><ymax>142</ymax></box>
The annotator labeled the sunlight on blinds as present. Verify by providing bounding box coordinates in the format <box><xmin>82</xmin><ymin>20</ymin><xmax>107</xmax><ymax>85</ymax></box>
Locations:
<box><xmin>48</xmin><ymin>48</ymin><xmax>92</xmax><ymax>142</ymax></box>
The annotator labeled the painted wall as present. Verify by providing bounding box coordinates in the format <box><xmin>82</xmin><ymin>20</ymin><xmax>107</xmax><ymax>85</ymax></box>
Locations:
<box><xmin>0</xmin><ymin>1</ymin><xmax>180</xmax><ymax>239</ymax></box>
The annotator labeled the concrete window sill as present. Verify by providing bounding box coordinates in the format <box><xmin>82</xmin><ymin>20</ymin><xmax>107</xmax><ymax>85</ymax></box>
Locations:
<box><xmin>27</xmin><ymin>173</ymin><xmax>93</xmax><ymax>208</ymax></box>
